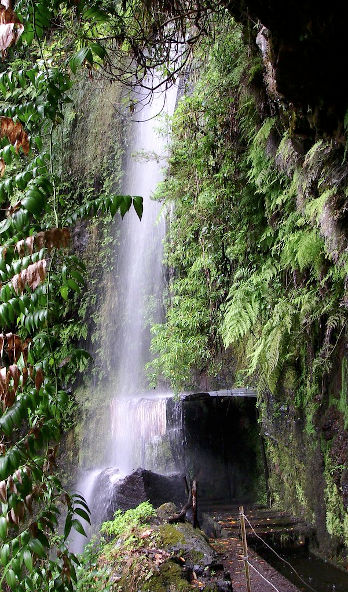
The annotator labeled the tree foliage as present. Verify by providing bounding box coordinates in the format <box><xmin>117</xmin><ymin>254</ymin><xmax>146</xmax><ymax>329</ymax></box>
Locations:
<box><xmin>0</xmin><ymin>1</ymin><xmax>143</xmax><ymax>590</ymax></box>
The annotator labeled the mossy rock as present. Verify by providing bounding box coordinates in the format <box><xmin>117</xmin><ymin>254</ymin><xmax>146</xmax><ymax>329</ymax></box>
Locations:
<box><xmin>143</xmin><ymin>561</ymin><xmax>191</xmax><ymax>592</ymax></box>
<box><xmin>157</xmin><ymin>502</ymin><xmax>178</xmax><ymax>521</ymax></box>
<box><xmin>159</xmin><ymin>523</ymin><xmax>186</xmax><ymax>546</ymax></box>
<box><xmin>158</xmin><ymin>523</ymin><xmax>215</xmax><ymax>567</ymax></box>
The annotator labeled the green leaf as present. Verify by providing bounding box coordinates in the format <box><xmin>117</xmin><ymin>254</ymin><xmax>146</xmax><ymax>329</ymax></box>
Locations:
<box><xmin>64</xmin><ymin>515</ymin><xmax>72</xmax><ymax>540</ymax></box>
<box><xmin>120</xmin><ymin>195</ymin><xmax>132</xmax><ymax>218</ymax></box>
<box><xmin>34</xmin><ymin>137</ymin><xmax>43</xmax><ymax>150</ymax></box>
<box><xmin>0</xmin><ymin>542</ymin><xmax>10</xmax><ymax>565</ymax></box>
<box><xmin>90</xmin><ymin>43</ymin><xmax>106</xmax><ymax>59</ymax></box>
<box><xmin>11</xmin><ymin>556</ymin><xmax>21</xmax><ymax>576</ymax></box>
<box><xmin>133</xmin><ymin>196</ymin><xmax>143</xmax><ymax>220</ymax></box>
<box><xmin>2</xmin><ymin>144</ymin><xmax>14</xmax><ymax>165</ymax></box>
<box><xmin>70</xmin><ymin>47</ymin><xmax>90</xmax><ymax>75</ymax></box>
<box><xmin>0</xmin><ymin>218</ymin><xmax>11</xmax><ymax>234</ymax></box>
<box><xmin>23</xmin><ymin>549</ymin><xmax>33</xmax><ymax>572</ymax></box>
<box><xmin>0</xmin><ymin>516</ymin><xmax>8</xmax><ymax>540</ymax></box>
<box><xmin>110</xmin><ymin>194</ymin><xmax>122</xmax><ymax>216</ymax></box>
<box><xmin>67</xmin><ymin>279</ymin><xmax>79</xmax><ymax>292</ymax></box>
<box><xmin>60</xmin><ymin>285</ymin><xmax>69</xmax><ymax>300</ymax></box>
<box><xmin>71</xmin><ymin>518</ymin><xmax>87</xmax><ymax>537</ymax></box>
<box><xmin>70</xmin><ymin>270</ymin><xmax>84</xmax><ymax>285</ymax></box>
<box><xmin>22</xmin><ymin>189</ymin><xmax>45</xmax><ymax>216</ymax></box>
<box><xmin>28</xmin><ymin>538</ymin><xmax>45</xmax><ymax>558</ymax></box>
<box><xmin>74</xmin><ymin>507</ymin><xmax>90</xmax><ymax>524</ymax></box>
<box><xmin>5</xmin><ymin>569</ymin><xmax>17</xmax><ymax>589</ymax></box>
<box><xmin>84</xmin><ymin>7</ymin><xmax>109</xmax><ymax>22</ymax></box>
<box><xmin>20</xmin><ymin>531</ymin><xmax>30</xmax><ymax>546</ymax></box>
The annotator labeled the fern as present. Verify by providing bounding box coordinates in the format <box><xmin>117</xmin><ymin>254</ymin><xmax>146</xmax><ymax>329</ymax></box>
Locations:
<box><xmin>305</xmin><ymin>188</ymin><xmax>335</xmax><ymax>223</ymax></box>
<box><xmin>280</xmin><ymin>228</ymin><xmax>324</xmax><ymax>274</ymax></box>
<box><xmin>247</xmin><ymin>298</ymin><xmax>294</xmax><ymax>392</ymax></box>
<box><xmin>222</xmin><ymin>261</ymin><xmax>279</xmax><ymax>347</ymax></box>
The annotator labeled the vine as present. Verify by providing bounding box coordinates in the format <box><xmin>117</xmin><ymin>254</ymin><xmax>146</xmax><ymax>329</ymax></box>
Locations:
<box><xmin>0</xmin><ymin>1</ymin><xmax>143</xmax><ymax>590</ymax></box>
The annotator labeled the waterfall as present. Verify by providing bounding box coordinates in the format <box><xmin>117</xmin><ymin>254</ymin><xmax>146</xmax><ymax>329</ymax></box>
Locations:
<box><xmin>114</xmin><ymin>90</ymin><xmax>174</xmax><ymax>396</ymax></box>
<box><xmin>107</xmin><ymin>83</ymin><xmax>178</xmax><ymax>465</ymax></box>
<box><xmin>70</xmin><ymin>84</ymin><xmax>178</xmax><ymax>552</ymax></box>
<box><xmin>110</xmin><ymin>395</ymin><xmax>168</xmax><ymax>472</ymax></box>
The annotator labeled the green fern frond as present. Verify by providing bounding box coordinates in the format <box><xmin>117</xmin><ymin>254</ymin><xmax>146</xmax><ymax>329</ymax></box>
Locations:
<box><xmin>305</xmin><ymin>188</ymin><xmax>335</xmax><ymax>223</ymax></box>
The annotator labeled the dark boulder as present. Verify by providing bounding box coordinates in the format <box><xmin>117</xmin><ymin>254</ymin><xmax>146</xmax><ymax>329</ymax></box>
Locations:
<box><xmin>91</xmin><ymin>467</ymin><xmax>187</xmax><ymax>523</ymax></box>
<box><xmin>114</xmin><ymin>467</ymin><xmax>186</xmax><ymax>511</ymax></box>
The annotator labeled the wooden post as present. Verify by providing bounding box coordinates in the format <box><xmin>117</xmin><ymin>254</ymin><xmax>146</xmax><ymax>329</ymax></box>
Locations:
<box><xmin>239</xmin><ymin>505</ymin><xmax>252</xmax><ymax>592</ymax></box>
<box><xmin>192</xmin><ymin>479</ymin><xmax>198</xmax><ymax>528</ymax></box>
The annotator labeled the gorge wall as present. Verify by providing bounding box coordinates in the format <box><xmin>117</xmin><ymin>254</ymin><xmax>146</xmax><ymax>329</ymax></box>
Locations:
<box><xmin>148</xmin><ymin>13</ymin><xmax>348</xmax><ymax>564</ymax></box>
<box><xmin>62</xmin><ymin>6</ymin><xmax>348</xmax><ymax>568</ymax></box>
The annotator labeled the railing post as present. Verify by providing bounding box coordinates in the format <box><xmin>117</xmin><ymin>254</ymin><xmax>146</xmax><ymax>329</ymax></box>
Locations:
<box><xmin>192</xmin><ymin>479</ymin><xmax>198</xmax><ymax>528</ymax></box>
<box><xmin>239</xmin><ymin>505</ymin><xmax>252</xmax><ymax>592</ymax></box>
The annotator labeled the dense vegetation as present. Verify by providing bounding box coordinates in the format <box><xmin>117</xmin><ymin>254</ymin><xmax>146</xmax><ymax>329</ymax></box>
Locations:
<box><xmin>0</xmin><ymin>0</ymin><xmax>347</xmax><ymax>587</ymax></box>
<box><xmin>0</xmin><ymin>2</ymin><xmax>146</xmax><ymax>590</ymax></box>
<box><xmin>149</xmin><ymin>17</ymin><xmax>348</xmax><ymax>556</ymax></box>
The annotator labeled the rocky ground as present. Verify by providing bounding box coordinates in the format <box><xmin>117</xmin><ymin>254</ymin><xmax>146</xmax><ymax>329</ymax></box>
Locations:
<box><xmin>94</xmin><ymin>501</ymin><xmax>303</xmax><ymax>591</ymax></box>
<box><xmin>96</xmin><ymin>502</ymin><xmax>232</xmax><ymax>592</ymax></box>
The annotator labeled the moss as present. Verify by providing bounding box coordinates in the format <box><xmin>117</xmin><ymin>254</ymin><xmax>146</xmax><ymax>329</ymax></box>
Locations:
<box><xmin>338</xmin><ymin>357</ymin><xmax>348</xmax><ymax>430</ymax></box>
<box><xmin>266</xmin><ymin>436</ymin><xmax>314</xmax><ymax>523</ymax></box>
<box><xmin>282</xmin><ymin>366</ymin><xmax>297</xmax><ymax>392</ymax></box>
<box><xmin>158</xmin><ymin>524</ymin><xmax>185</xmax><ymax>547</ymax></box>
<box><xmin>324</xmin><ymin>454</ymin><xmax>348</xmax><ymax>546</ymax></box>
<box><xmin>143</xmin><ymin>561</ymin><xmax>191</xmax><ymax>592</ymax></box>
<box><xmin>188</xmin><ymin>550</ymin><xmax>204</xmax><ymax>562</ymax></box>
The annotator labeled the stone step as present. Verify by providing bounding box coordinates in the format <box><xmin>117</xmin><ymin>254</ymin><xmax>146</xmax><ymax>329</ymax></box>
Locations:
<box><xmin>203</xmin><ymin>504</ymin><xmax>312</xmax><ymax>544</ymax></box>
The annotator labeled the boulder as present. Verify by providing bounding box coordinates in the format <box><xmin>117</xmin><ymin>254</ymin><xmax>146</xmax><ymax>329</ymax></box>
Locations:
<box><xmin>114</xmin><ymin>467</ymin><xmax>187</xmax><ymax>510</ymax></box>
<box><xmin>91</xmin><ymin>467</ymin><xmax>186</xmax><ymax>522</ymax></box>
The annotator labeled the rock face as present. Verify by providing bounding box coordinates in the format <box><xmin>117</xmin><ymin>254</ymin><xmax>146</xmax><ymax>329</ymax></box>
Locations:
<box><xmin>169</xmin><ymin>395</ymin><xmax>264</xmax><ymax>504</ymax></box>
<box><xmin>92</xmin><ymin>467</ymin><xmax>187</xmax><ymax>523</ymax></box>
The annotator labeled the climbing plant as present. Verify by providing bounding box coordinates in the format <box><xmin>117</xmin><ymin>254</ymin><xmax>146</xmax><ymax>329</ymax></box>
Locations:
<box><xmin>0</xmin><ymin>1</ymin><xmax>144</xmax><ymax>590</ymax></box>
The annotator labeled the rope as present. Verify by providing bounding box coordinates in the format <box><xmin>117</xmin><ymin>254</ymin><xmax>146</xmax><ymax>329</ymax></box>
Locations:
<box><xmin>242</xmin><ymin>512</ymin><xmax>319</xmax><ymax>592</ymax></box>
<box><xmin>247</xmin><ymin>559</ymin><xmax>281</xmax><ymax>592</ymax></box>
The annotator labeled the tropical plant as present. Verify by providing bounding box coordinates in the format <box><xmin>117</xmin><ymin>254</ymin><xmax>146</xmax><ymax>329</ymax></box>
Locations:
<box><xmin>0</xmin><ymin>1</ymin><xmax>145</xmax><ymax>590</ymax></box>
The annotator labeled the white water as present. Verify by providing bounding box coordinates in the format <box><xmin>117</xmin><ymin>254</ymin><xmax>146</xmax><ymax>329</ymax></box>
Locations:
<box><xmin>108</xmin><ymin>84</ymin><xmax>177</xmax><ymax>464</ymax></box>
<box><xmin>110</xmin><ymin>393</ymin><xmax>169</xmax><ymax>472</ymax></box>
<box><xmin>115</xmin><ymin>93</ymin><xmax>175</xmax><ymax>396</ymax></box>
<box><xmin>71</xmin><ymin>85</ymin><xmax>177</xmax><ymax>552</ymax></box>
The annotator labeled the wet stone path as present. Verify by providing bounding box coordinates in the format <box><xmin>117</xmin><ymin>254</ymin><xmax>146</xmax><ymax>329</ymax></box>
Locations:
<box><xmin>211</xmin><ymin>537</ymin><xmax>300</xmax><ymax>592</ymax></box>
<box><xmin>205</xmin><ymin>506</ymin><xmax>305</xmax><ymax>592</ymax></box>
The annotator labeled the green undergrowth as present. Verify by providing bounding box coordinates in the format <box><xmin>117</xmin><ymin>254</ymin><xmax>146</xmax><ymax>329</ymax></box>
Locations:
<box><xmin>100</xmin><ymin>502</ymin><xmax>156</xmax><ymax>538</ymax></box>
<box><xmin>75</xmin><ymin>503</ymin><xmax>215</xmax><ymax>592</ymax></box>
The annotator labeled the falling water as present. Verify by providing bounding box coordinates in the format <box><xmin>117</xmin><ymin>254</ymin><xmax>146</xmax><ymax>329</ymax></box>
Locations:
<box><xmin>115</xmin><ymin>87</ymin><xmax>177</xmax><ymax>396</ymax></box>
<box><xmin>70</xmin><ymin>84</ymin><xmax>178</xmax><ymax>552</ymax></box>
<box><xmin>110</xmin><ymin>395</ymin><xmax>168</xmax><ymax>472</ymax></box>
<box><xmin>107</xmin><ymin>83</ymin><xmax>178</xmax><ymax>466</ymax></box>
